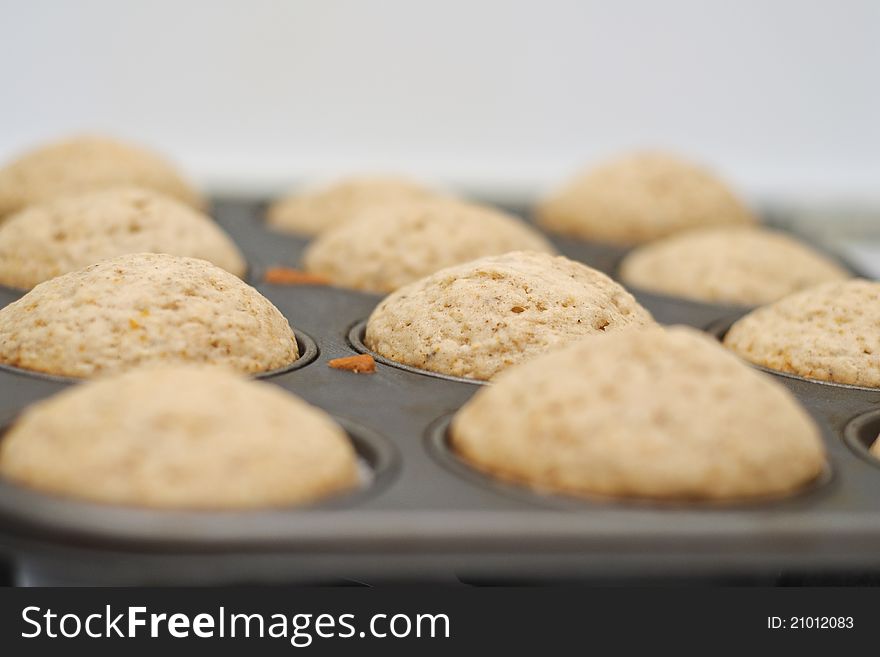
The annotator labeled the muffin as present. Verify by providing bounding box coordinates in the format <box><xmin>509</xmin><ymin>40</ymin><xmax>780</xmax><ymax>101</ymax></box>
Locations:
<box><xmin>537</xmin><ymin>152</ymin><xmax>755</xmax><ymax>244</ymax></box>
<box><xmin>303</xmin><ymin>198</ymin><xmax>556</xmax><ymax>293</ymax></box>
<box><xmin>724</xmin><ymin>279</ymin><xmax>880</xmax><ymax>387</ymax></box>
<box><xmin>364</xmin><ymin>251</ymin><xmax>654</xmax><ymax>380</ymax></box>
<box><xmin>0</xmin><ymin>186</ymin><xmax>246</xmax><ymax>289</ymax></box>
<box><xmin>0</xmin><ymin>365</ymin><xmax>358</xmax><ymax>508</ymax></box>
<box><xmin>451</xmin><ymin>326</ymin><xmax>825</xmax><ymax>500</ymax></box>
<box><xmin>0</xmin><ymin>135</ymin><xmax>202</xmax><ymax>218</ymax></box>
<box><xmin>619</xmin><ymin>226</ymin><xmax>850</xmax><ymax>305</ymax></box>
<box><xmin>0</xmin><ymin>253</ymin><xmax>298</xmax><ymax>378</ymax></box>
<box><xmin>267</xmin><ymin>175</ymin><xmax>438</xmax><ymax>236</ymax></box>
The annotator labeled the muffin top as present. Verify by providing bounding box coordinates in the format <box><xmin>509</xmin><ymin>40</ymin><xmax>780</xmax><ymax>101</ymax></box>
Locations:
<box><xmin>0</xmin><ymin>135</ymin><xmax>202</xmax><ymax>218</ymax></box>
<box><xmin>267</xmin><ymin>175</ymin><xmax>437</xmax><ymax>236</ymax></box>
<box><xmin>451</xmin><ymin>326</ymin><xmax>825</xmax><ymax>500</ymax></box>
<box><xmin>537</xmin><ymin>152</ymin><xmax>755</xmax><ymax>244</ymax></box>
<box><xmin>724</xmin><ymin>279</ymin><xmax>880</xmax><ymax>387</ymax></box>
<box><xmin>365</xmin><ymin>251</ymin><xmax>654</xmax><ymax>380</ymax></box>
<box><xmin>619</xmin><ymin>226</ymin><xmax>850</xmax><ymax>306</ymax></box>
<box><xmin>0</xmin><ymin>253</ymin><xmax>298</xmax><ymax>378</ymax></box>
<box><xmin>303</xmin><ymin>198</ymin><xmax>556</xmax><ymax>293</ymax></box>
<box><xmin>0</xmin><ymin>186</ymin><xmax>246</xmax><ymax>289</ymax></box>
<box><xmin>0</xmin><ymin>365</ymin><xmax>358</xmax><ymax>508</ymax></box>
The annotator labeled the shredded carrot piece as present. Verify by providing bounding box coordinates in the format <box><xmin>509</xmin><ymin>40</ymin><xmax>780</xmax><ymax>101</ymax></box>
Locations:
<box><xmin>328</xmin><ymin>354</ymin><xmax>376</xmax><ymax>374</ymax></box>
<box><xmin>264</xmin><ymin>266</ymin><xmax>330</xmax><ymax>286</ymax></box>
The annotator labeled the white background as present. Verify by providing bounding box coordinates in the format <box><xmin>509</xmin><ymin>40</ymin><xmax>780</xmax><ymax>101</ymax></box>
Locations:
<box><xmin>0</xmin><ymin>0</ymin><xmax>878</xmax><ymax>205</ymax></box>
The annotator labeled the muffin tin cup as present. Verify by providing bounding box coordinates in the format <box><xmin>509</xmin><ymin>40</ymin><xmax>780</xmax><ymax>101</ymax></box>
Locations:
<box><xmin>0</xmin><ymin>198</ymin><xmax>879</xmax><ymax>585</ymax></box>
<box><xmin>843</xmin><ymin>410</ymin><xmax>880</xmax><ymax>470</ymax></box>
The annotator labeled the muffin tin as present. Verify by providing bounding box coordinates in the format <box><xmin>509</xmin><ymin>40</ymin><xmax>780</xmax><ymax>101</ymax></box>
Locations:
<box><xmin>0</xmin><ymin>198</ymin><xmax>879</xmax><ymax>585</ymax></box>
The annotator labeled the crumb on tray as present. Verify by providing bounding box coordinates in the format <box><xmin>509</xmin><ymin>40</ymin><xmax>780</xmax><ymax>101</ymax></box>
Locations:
<box><xmin>264</xmin><ymin>266</ymin><xmax>330</xmax><ymax>286</ymax></box>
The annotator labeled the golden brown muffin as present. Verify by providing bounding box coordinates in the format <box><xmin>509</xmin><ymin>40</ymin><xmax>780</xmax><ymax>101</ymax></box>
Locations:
<box><xmin>303</xmin><ymin>198</ymin><xmax>555</xmax><ymax>293</ymax></box>
<box><xmin>724</xmin><ymin>279</ymin><xmax>880</xmax><ymax>387</ymax></box>
<box><xmin>619</xmin><ymin>226</ymin><xmax>849</xmax><ymax>305</ymax></box>
<box><xmin>0</xmin><ymin>186</ymin><xmax>245</xmax><ymax>289</ymax></box>
<box><xmin>452</xmin><ymin>326</ymin><xmax>825</xmax><ymax>500</ymax></box>
<box><xmin>0</xmin><ymin>365</ymin><xmax>358</xmax><ymax>508</ymax></box>
<box><xmin>0</xmin><ymin>253</ymin><xmax>298</xmax><ymax>378</ymax></box>
<box><xmin>267</xmin><ymin>175</ymin><xmax>437</xmax><ymax>236</ymax></box>
<box><xmin>0</xmin><ymin>135</ymin><xmax>202</xmax><ymax>218</ymax></box>
<box><xmin>365</xmin><ymin>251</ymin><xmax>654</xmax><ymax>380</ymax></box>
<box><xmin>537</xmin><ymin>152</ymin><xmax>755</xmax><ymax>244</ymax></box>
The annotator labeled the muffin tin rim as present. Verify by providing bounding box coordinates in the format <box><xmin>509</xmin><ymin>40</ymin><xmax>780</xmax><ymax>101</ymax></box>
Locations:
<box><xmin>843</xmin><ymin>409</ymin><xmax>880</xmax><ymax>470</ymax></box>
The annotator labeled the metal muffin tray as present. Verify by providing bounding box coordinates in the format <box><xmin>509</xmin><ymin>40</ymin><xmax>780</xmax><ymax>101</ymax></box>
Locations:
<box><xmin>0</xmin><ymin>198</ymin><xmax>878</xmax><ymax>586</ymax></box>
